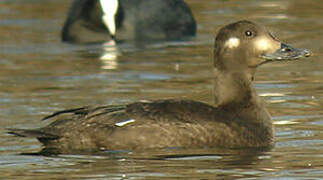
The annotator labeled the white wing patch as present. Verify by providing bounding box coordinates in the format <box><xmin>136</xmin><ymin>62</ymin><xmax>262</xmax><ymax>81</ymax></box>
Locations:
<box><xmin>99</xmin><ymin>0</ymin><xmax>119</xmax><ymax>35</ymax></box>
<box><xmin>115</xmin><ymin>119</ymin><xmax>136</xmax><ymax>127</ymax></box>
<box><xmin>224</xmin><ymin>37</ymin><xmax>240</xmax><ymax>48</ymax></box>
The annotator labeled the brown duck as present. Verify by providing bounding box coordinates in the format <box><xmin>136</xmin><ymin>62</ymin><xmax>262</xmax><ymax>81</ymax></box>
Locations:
<box><xmin>9</xmin><ymin>21</ymin><xmax>311</xmax><ymax>154</ymax></box>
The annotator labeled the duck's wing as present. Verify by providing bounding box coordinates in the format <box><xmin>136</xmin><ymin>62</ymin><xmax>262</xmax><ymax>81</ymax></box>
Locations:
<box><xmin>38</xmin><ymin>99</ymin><xmax>214</xmax><ymax>128</ymax></box>
<box><xmin>7</xmin><ymin>100</ymin><xmax>217</xmax><ymax>147</ymax></box>
<box><xmin>42</xmin><ymin>107</ymin><xmax>89</xmax><ymax>121</ymax></box>
<box><xmin>7</xmin><ymin>100</ymin><xmax>224</xmax><ymax>152</ymax></box>
<box><xmin>41</xmin><ymin>105</ymin><xmax>126</xmax><ymax>121</ymax></box>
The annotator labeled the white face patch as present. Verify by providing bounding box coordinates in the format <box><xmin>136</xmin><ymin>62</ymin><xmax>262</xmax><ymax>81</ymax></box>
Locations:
<box><xmin>99</xmin><ymin>0</ymin><xmax>119</xmax><ymax>35</ymax></box>
<box><xmin>115</xmin><ymin>119</ymin><xmax>136</xmax><ymax>127</ymax></box>
<box><xmin>224</xmin><ymin>37</ymin><xmax>240</xmax><ymax>48</ymax></box>
<box><xmin>255</xmin><ymin>38</ymin><xmax>271</xmax><ymax>51</ymax></box>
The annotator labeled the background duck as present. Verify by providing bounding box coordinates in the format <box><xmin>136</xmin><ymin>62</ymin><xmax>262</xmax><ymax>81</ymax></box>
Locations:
<box><xmin>61</xmin><ymin>0</ymin><xmax>197</xmax><ymax>43</ymax></box>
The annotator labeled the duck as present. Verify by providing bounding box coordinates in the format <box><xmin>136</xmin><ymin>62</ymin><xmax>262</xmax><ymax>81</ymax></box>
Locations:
<box><xmin>61</xmin><ymin>0</ymin><xmax>197</xmax><ymax>43</ymax></box>
<box><xmin>9</xmin><ymin>21</ymin><xmax>311</xmax><ymax>154</ymax></box>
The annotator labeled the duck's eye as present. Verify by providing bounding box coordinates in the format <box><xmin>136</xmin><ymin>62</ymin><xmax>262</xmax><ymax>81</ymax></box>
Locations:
<box><xmin>245</xmin><ymin>30</ymin><xmax>253</xmax><ymax>37</ymax></box>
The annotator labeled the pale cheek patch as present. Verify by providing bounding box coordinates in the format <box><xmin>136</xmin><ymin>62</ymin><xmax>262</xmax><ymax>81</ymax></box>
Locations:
<box><xmin>224</xmin><ymin>37</ymin><xmax>240</xmax><ymax>48</ymax></box>
<box><xmin>115</xmin><ymin>119</ymin><xmax>136</xmax><ymax>127</ymax></box>
<box><xmin>255</xmin><ymin>39</ymin><xmax>271</xmax><ymax>51</ymax></box>
<box><xmin>100</xmin><ymin>0</ymin><xmax>119</xmax><ymax>35</ymax></box>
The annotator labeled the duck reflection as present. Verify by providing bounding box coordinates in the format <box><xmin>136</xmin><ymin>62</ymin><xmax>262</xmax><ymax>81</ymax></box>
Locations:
<box><xmin>99</xmin><ymin>41</ymin><xmax>120</xmax><ymax>70</ymax></box>
<box><xmin>75</xmin><ymin>41</ymin><xmax>121</xmax><ymax>70</ymax></box>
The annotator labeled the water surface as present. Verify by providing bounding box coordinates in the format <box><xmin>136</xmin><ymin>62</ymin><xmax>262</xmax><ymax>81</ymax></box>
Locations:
<box><xmin>0</xmin><ymin>0</ymin><xmax>322</xmax><ymax>179</ymax></box>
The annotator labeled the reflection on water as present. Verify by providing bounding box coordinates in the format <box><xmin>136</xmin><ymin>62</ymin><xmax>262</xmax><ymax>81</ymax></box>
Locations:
<box><xmin>100</xmin><ymin>44</ymin><xmax>120</xmax><ymax>70</ymax></box>
<box><xmin>0</xmin><ymin>0</ymin><xmax>323</xmax><ymax>179</ymax></box>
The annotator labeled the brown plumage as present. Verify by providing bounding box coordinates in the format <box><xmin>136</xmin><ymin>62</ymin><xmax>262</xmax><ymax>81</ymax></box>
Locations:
<box><xmin>8</xmin><ymin>21</ymin><xmax>311</xmax><ymax>154</ymax></box>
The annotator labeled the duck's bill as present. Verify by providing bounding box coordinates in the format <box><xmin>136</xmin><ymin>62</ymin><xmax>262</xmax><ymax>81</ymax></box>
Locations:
<box><xmin>261</xmin><ymin>43</ymin><xmax>312</xmax><ymax>61</ymax></box>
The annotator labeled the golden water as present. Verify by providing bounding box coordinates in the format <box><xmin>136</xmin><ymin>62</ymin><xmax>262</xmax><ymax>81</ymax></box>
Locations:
<box><xmin>0</xmin><ymin>0</ymin><xmax>322</xmax><ymax>179</ymax></box>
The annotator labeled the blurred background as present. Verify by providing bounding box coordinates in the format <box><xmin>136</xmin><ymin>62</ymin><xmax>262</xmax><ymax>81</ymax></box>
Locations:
<box><xmin>0</xmin><ymin>0</ymin><xmax>322</xmax><ymax>179</ymax></box>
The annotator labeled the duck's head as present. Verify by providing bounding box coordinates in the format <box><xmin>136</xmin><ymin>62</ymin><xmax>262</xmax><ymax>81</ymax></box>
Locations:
<box><xmin>214</xmin><ymin>20</ymin><xmax>311</xmax><ymax>77</ymax></box>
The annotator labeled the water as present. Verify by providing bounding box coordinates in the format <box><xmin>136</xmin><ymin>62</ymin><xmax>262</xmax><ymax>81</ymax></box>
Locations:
<box><xmin>0</xmin><ymin>0</ymin><xmax>322</xmax><ymax>179</ymax></box>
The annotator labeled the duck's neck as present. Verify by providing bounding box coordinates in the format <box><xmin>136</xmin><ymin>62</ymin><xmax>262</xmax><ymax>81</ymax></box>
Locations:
<box><xmin>213</xmin><ymin>68</ymin><xmax>272</xmax><ymax>124</ymax></box>
<box><xmin>213</xmin><ymin>68</ymin><xmax>257</xmax><ymax>107</ymax></box>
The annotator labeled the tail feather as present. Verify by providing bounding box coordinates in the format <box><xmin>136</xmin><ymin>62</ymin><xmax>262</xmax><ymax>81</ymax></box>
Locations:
<box><xmin>7</xmin><ymin>128</ymin><xmax>59</xmax><ymax>140</ymax></box>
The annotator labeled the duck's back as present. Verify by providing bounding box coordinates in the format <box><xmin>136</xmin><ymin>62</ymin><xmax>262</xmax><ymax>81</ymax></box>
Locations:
<box><xmin>119</xmin><ymin>0</ymin><xmax>196</xmax><ymax>40</ymax></box>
